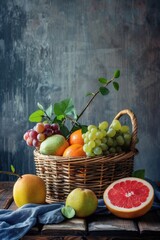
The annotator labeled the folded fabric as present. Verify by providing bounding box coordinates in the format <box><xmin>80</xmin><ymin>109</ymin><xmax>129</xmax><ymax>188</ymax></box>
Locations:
<box><xmin>0</xmin><ymin>179</ymin><xmax>159</xmax><ymax>240</ymax></box>
<box><xmin>0</xmin><ymin>203</ymin><xmax>65</xmax><ymax>240</ymax></box>
<box><xmin>146</xmin><ymin>178</ymin><xmax>160</xmax><ymax>210</ymax></box>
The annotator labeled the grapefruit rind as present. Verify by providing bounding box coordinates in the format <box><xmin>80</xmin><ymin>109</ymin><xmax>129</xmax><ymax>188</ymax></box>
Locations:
<box><xmin>103</xmin><ymin>177</ymin><xmax>154</xmax><ymax>219</ymax></box>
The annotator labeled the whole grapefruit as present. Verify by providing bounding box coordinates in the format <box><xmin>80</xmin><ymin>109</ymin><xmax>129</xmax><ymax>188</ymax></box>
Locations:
<box><xmin>40</xmin><ymin>134</ymin><xmax>69</xmax><ymax>155</ymax></box>
<box><xmin>103</xmin><ymin>177</ymin><xmax>154</xmax><ymax>219</ymax></box>
<box><xmin>13</xmin><ymin>174</ymin><xmax>46</xmax><ymax>207</ymax></box>
<box><xmin>65</xmin><ymin>188</ymin><xmax>98</xmax><ymax>217</ymax></box>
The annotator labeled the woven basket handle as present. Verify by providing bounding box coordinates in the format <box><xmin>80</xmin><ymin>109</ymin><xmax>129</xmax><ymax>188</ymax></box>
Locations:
<box><xmin>113</xmin><ymin>109</ymin><xmax>138</xmax><ymax>150</ymax></box>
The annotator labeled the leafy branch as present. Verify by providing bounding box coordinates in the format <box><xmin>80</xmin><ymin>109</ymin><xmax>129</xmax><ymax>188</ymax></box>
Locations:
<box><xmin>77</xmin><ymin>70</ymin><xmax>120</xmax><ymax>122</ymax></box>
<box><xmin>28</xmin><ymin>70</ymin><xmax>120</xmax><ymax>137</ymax></box>
<box><xmin>0</xmin><ymin>171</ymin><xmax>21</xmax><ymax>178</ymax></box>
<box><xmin>68</xmin><ymin>70</ymin><xmax>120</xmax><ymax>134</ymax></box>
<box><xmin>0</xmin><ymin>165</ymin><xmax>21</xmax><ymax>179</ymax></box>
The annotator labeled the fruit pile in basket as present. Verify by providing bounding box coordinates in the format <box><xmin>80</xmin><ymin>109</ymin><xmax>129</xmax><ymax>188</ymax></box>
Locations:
<box><xmin>23</xmin><ymin>119</ymin><xmax>133</xmax><ymax>157</ymax></box>
<box><xmin>23</xmin><ymin>70</ymin><xmax>137</xmax><ymax>157</ymax></box>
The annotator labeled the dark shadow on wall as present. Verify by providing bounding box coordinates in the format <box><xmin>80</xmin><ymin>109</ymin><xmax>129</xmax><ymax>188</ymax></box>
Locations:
<box><xmin>0</xmin><ymin>1</ymin><xmax>27</xmax><ymax>96</ymax></box>
<box><xmin>0</xmin><ymin>1</ymin><xmax>28</xmax><ymax>180</ymax></box>
<box><xmin>0</xmin><ymin>146</ymin><xmax>36</xmax><ymax>181</ymax></box>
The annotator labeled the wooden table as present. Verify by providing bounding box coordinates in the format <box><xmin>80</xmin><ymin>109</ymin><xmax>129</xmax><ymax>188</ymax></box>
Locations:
<box><xmin>1</xmin><ymin>182</ymin><xmax>160</xmax><ymax>240</ymax></box>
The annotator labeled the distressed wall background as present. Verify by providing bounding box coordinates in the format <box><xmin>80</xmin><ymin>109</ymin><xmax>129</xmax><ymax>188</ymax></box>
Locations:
<box><xmin>0</xmin><ymin>0</ymin><xmax>160</xmax><ymax>181</ymax></box>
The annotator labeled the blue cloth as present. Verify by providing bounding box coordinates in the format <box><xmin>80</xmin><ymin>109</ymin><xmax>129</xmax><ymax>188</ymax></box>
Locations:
<box><xmin>146</xmin><ymin>178</ymin><xmax>160</xmax><ymax>210</ymax></box>
<box><xmin>0</xmin><ymin>179</ymin><xmax>160</xmax><ymax>240</ymax></box>
<box><xmin>0</xmin><ymin>203</ymin><xmax>65</xmax><ymax>240</ymax></box>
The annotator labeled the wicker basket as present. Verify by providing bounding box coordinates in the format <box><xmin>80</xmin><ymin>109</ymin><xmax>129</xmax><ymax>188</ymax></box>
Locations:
<box><xmin>34</xmin><ymin>109</ymin><xmax>138</xmax><ymax>203</ymax></box>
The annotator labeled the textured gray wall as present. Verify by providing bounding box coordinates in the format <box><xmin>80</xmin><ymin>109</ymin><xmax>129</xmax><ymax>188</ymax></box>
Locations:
<box><xmin>0</xmin><ymin>0</ymin><xmax>160</xmax><ymax>181</ymax></box>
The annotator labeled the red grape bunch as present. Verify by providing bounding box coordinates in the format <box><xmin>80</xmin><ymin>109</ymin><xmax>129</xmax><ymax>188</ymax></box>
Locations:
<box><xmin>23</xmin><ymin>123</ymin><xmax>61</xmax><ymax>148</ymax></box>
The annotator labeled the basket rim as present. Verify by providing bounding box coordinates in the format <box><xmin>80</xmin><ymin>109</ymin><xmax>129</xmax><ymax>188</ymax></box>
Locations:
<box><xmin>34</xmin><ymin>149</ymin><xmax>137</xmax><ymax>163</ymax></box>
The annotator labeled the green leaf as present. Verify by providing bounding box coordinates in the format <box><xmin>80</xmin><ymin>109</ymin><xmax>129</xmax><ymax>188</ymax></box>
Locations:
<box><xmin>113</xmin><ymin>82</ymin><xmax>119</xmax><ymax>91</ymax></box>
<box><xmin>29</xmin><ymin>110</ymin><xmax>44</xmax><ymax>122</ymax></box>
<box><xmin>61</xmin><ymin>206</ymin><xmax>75</xmax><ymax>219</ymax></box>
<box><xmin>86</xmin><ymin>92</ymin><xmax>95</xmax><ymax>97</ymax></box>
<box><xmin>98</xmin><ymin>78</ymin><xmax>108</xmax><ymax>84</ymax></box>
<box><xmin>132</xmin><ymin>169</ymin><xmax>145</xmax><ymax>179</ymax></box>
<box><xmin>56</xmin><ymin>115</ymin><xmax>65</xmax><ymax>121</ymax></box>
<box><xmin>37</xmin><ymin>102</ymin><xmax>44</xmax><ymax>111</ymax></box>
<box><xmin>99</xmin><ymin>87</ymin><xmax>110</xmax><ymax>95</ymax></box>
<box><xmin>54</xmin><ymin>98</ymin><xmax>77</xmax><ymax>120</ymax></box>
<box><xmin>10</xmin><ymin>165</ymin><xmax>15</xmax><ymax>173</ymax></box>
<box><xmin>69</xmin><ymin>125</ymin><xmax>81</xmax><ymax>133</ymax></box>
<box><xmin>81</xmin><ymin>125</ymin><xmax>88</xmax><ymax>133</ymax></box>
<box><xmin>59</xmin><ymin>124</ymin><xmax>70</xmax><ymax>138</ymax></box>
<box><xmin>45</xmin><ymin>104</ymin><xmax>54</xmax><ymax>119</ymax></box>
<box><xmin>69</xmin><ymin>125</ymin><xmax>88</xmax><ymax>135</ymax></box>
<box><xmin>114</xmin><ymin>69</ymin><xmax>120</xmax><ymax>78</ymax></box>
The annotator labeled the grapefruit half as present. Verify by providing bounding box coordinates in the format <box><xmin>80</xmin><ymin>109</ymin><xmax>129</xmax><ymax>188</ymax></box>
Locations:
<box><xmin>103</xmin><ymin>177</ymin><xmax>154</xmax><ymax>219</ymax></box>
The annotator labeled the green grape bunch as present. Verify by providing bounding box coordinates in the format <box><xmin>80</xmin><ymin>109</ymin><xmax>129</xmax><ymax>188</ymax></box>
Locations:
<box><xmin>82</xmin><ymin>119</ymin><xmax>132</xmax><ymax>157</ymax></box>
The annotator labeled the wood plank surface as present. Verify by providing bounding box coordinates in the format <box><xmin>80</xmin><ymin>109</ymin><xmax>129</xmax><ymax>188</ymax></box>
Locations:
<box><xmin>21</xmin><ymin>226</ymin><xmax>42</xmax><ymax>239</ymax></box>
<box><xmin>137</xmin><ymin>210</ymin><xmax>160</xmax><ymax>237</ymax></box>
<box><xmin>22</xmin><ymin>237</ymin><xmax>88</xmax><ymax>240</ymax></box>
<box><xmin>0</xmin><ymin>182</ymin><xmax>14</xmax><ymax>209</ymax></box>
<box><xmin>22</xmin><ymin>237</ymin><xmax>74</xmax><ymax>240</ymax></box>
<box><xmin>88</xmin><ymin>214</ymin><xmax>139</xmax><ymax>237</ymax></box>
<box><xmin>41</xmin><ymin>218</ymin><xmax>87</xmax><ymax>237</ymax></box>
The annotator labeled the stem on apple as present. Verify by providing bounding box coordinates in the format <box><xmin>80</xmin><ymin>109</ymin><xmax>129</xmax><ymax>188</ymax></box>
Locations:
<box><xmin>0</xmin><ymin>171</ymin><xmax>21</xmax><ymax>179</ymax></box>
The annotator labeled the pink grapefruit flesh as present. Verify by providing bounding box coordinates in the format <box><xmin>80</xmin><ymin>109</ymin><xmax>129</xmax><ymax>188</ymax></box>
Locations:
<box><xmin>103</xmin><ymin>177</ymin><xmax>154</xmax><ymax>219</ymax></box>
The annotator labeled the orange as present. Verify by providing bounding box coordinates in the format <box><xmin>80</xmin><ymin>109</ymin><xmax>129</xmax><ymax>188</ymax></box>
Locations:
<box><xmin>69</xmin><ymin>129</ymin><xmax>84</xmax><ymax>145</ymax></box>
<box><xmin>103</xmin><ymin>177</ymin><xmax>154</xmax><ymax>219</ymax></box>
<box><xmin>13</xmin><ymin>174</ymin><xmax>46</xmax><ymax>207</ymax></box>
<box><xmin>63</xmin><ymin>144</ymin><xmax>86</xmax><ymax>157</ymax></box>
